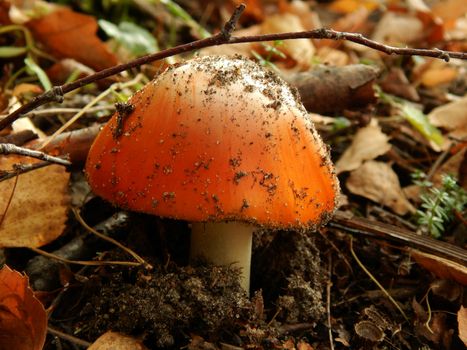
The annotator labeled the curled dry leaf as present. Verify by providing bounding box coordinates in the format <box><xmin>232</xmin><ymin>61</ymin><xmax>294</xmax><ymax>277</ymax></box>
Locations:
<box><xmin>286</xmin><ymin>64</ymin><xmax>378</xmax><ymax>114</ymax></box>
<box><xmin>0</xmin><ymin>155</ymin><xmax>70</xmax><ymax>247</ymax></box>
<box><xmin>428</xmin><ymin>95</ymin><xmax>467</xmax><ymax>143</ymax></box>
<box><xmin>346</xmin><ymin>161</ymin><xmax>415</xmax><ymax>215</ymax></box>
<box><xmin>88</xmin><ymin>331</ymin><xmax>148</xmax><ymax>350</ymax></box>
<box><xmin>354</xmin><ymin>320</ymin><xmax>384</xmax><ymax>342</ymax></box>
<box><xmin>26</xmin><ymin>7</ymin><xmax>119</xmax><ymax>71</ymax></box>
<box><xmin>0</xmin><ymin>265</ymin><xmax>47</xmax><ymax>350</ymax></box>
<box><xmin>459</xmin><ymin>306</ymin><xmax>467</xmax><ymax>347</ymax></box>
<box><xmin>410</xmin><ymin>249</ymin><xmax>467</xmax><ymax>286</ymax></box>
<box><xmin>336</xmin><ymin>120</ymin><xmax>391</xmax><ymax>174</ymax></box>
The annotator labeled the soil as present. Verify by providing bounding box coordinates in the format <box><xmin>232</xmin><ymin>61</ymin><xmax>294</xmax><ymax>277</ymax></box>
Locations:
<box><xmin>39</xmin><ymin>208</ymin><xmax>465</xmax><ymax>349</ymax></box>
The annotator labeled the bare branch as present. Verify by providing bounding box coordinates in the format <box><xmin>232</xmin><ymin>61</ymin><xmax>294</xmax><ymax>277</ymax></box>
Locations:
<box><xmin>0</xmin><ymin>143</ymin><xmax>70</xmax><ymax>166</ymax></box>
<box><xmin>0</xmin><ymin>161</ymin><xmax>50</xmax><ymax>182</ymax></box>
<box><xmin>0</xmin><ymin>5</ymin><xmax>465</xmax><ymax>131</ymax></box>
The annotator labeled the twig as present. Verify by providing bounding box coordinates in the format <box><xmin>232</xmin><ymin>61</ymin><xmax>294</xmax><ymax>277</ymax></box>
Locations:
<box><xmin>326</xmin><ymin>254</ymin><xmax>335</xmax><ymax>350</ymax></box>
<box><xmin>47</xmin><ymin>326</ymin><xmax>91</xmax><ymax>348</ymax></box>
<box><xmin>0</xmin><ymin>4</ymin><xmax>465</xmax><ymax>131</ymax></box>
<box><xmin>30</xmin><ymin>247</ymin><xmax>142</xmax><ymax>267</ymax></box>
<box><xmin>23</xmin><ymin>105</ymin><xmax>115</xmax><ymax>117</ymax></box>
<box><xmin>0</xmin><ymin>161</ymin><xmax>51</xmax><ymax>182</ymax></box>
<box><xmin>349</xmin><ymin>236</ymin><xmax>409</xmax><ymax>322</ymax></box>
<box><xmin>0</xmin><ymin>174</ymin><xmax>18</xmax><ymax>228</ymax></box>
<box><xmin>40</xmin><ymin>73</ymin><xmax>144</xmax><ymax>150</ymax></box>
<box><xmin>426</xmin><ymin>142</ymin><xmax>454</xmax><ymax>181</ymax></box>
<box><xmin>72</xmin><ymin>208</ymin><xmax>152</xmax><ymax>270</ymax></box>
<box><xmin>221</xmin><ymin>3</ymin><xmax>245</xmax><ymax>39</ymax></box>
<box><xmin>0</xmin><ymin>143</ymin><xmax>70</xmax><ymax>166</ymax></box>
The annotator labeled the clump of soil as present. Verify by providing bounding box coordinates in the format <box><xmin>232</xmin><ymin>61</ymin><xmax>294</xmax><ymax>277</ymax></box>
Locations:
<box><xmin>79</xmin><ymin>262</ymin><xmax>252</xmax><ymax>348</ymax></box>
<box><xmin>72</xmin><ymin>223</ymin><xmax>327</xmax><ymax>349</ymax></box>
<box><xmin>252</xmin><ymin>229</ymin><xmax>325</xmax><ymax>324</ymax></box>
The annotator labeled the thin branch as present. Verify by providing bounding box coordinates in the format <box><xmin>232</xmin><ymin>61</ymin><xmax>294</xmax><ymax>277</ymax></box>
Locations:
<box><xmin>47</xmin><ymin>326</ymin><xmax>92</xmax><ymax>348</ymax></box>
<box><xmin>30</xmin><ymin>247</ymin><xmax>142</xmax><ymax>267</ymax></box>
<box><xmin>72</xmin><ymin>208</ymin><xmax>152</xmax><ymax>270</ymax></box>
<box><xmin>0</xmin><ymin>5</ymin><xmax>465</xmax><ymax>131</ymax></box>
<box><xmin>0</xmin><ymin>161</ymin><xmax>50</xmax><ymax>182</ymax></box>
<box><xmin>349</xmin><ymin>236</ymin><xmax>409</xmax><ymax>322</ymax></box>
<box><xmin>0</xmin><ymin>143</ymin><xmax>70</xmax><ymax>166</ymax></box>
<box><xmin>228</xmin><ymin>29</ymin><xmax>465</xmax><ymax>61</ymax></box>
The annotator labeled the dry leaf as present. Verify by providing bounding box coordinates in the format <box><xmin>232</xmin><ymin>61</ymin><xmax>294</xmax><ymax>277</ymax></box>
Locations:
<box><xmin>410</xmin><ymin>249</ymin><xmax>467</xmax><ymax>286</ymax></box>
<box><xmin>346</xmin><ymin>161</ymin><xmax>415</xmax><ymax>215</ymax></box>
<box><xmin>0</xmin><ymin>155</ymin><xmax>70</xmax><ymax>247</ymax></box>
<box><xmin>27</xmin><ymin>7</ymin><xmax>119</xmax><ymax>71</ymax></box>
<box><xmin>431</xmin><ymin>0</ymin><xmax>467</xmax><ymax>29</ymax></box>
<box><xmin>372</xmin><ymin>12</ymin><xmax>424</xmax><ymax>45</ymax></box>
<box><xmin>0</xmin><ymin>265</ymin><xmax>47</xmax><ymax>350</ymax></box>
<box><xmin>336</xmin><ymin>120</ymin><xmax>391</xmax><ymax>173</ymax></box>
<box><xmin>88</xmin><ymin>331</ymin><xmax>148</xmax><ymax>350</ymax></box>
<box><xmin>459</xmin><ymin>306</ymin><xmax>467</xmax><ymax>347</ymax></box>
<box><xmin>260</xmin><ymin>13</ymin><xmax>315</xmax><ymax>68</ymax></box>
<box><xmin>329</xmin><ymin>0</ymin><xmax>379</xmax><ymax>13</ymax></box>
<box><xmin>430</xmin><ymin>279</ymin><xmax>461</xmax><ymax>302</ymax></box>
<box><xmin>315</xmin><ymin>46</ymin><xmax>349</xmax><ymax>66</ymax></box>
<box><xmin>432</xmin><ymin>148</ymin><xmax>466</xmax><ymax>189</ymax></box>
<box><xmin>428</xmin><ymin>95</ymin><xmax>467</xmax><ymax>138</ymax></box>
<box><xmin>286</xmin><ymin>64</ymin><xmax>378</xmax><ymax>114</ymax></box>
<box><xmin>420</xmin><ymin>63</ymin><xmax>458</xmax><ymax>87</ymax></box>
<box><xmin>296</xmin><ymin>341</ymin><xmax>314</xmax><ymax>350</ymax></box>
<box><xmin>284</xmin><ymin>0</ymin><xmax>320</xmax><ymax>32</ymax></box>
<box><xmin>380</xmin><ymin>67</ymin><xmax>420</xmax><ymax>101</ymax></box>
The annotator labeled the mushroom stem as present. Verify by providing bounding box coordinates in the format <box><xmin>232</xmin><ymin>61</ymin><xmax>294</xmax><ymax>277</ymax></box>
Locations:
<box><xmin>190</xmin><ymin>222</ymin><xmax>255</xmax><ymax>293</ymax></box>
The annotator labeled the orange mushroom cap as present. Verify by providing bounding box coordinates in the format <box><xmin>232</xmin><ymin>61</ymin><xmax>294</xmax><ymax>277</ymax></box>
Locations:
<box><xmin>85</xmin><ymin>56</ymin><xmax>339</xmax><ymax>230</ymax></box>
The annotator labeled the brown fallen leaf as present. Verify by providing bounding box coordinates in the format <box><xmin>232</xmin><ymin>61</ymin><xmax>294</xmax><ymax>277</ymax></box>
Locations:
<box><xmin>432</xmin><ymin>148</ymin><xmax>466</xmax><ymax>189</ymax></box>
<box><xmin>410</xmin><ymin>249</ymin><xmax>467</xmax><ymax>286</ymax></box>
<box><xmin>329</xmin><ymin>0</ymin><xmax>379</xmax><ymax>13</ymax></box>
<box><xmin>431</xmin><ymin>0</ymin><xmax>467</xmax><ymax>30</ymax></box>
<box><xmin>380</xmin><ymin>67</ymin><xmax>420</xmax><ymax>101</ymax></box>
<box><xmin>0</xmin><ymin>155</ymin><xmax>70</xmax><ymax>247</ymax></box>
<box><xmin>285</xmin><ymin>64</ymin><xmax>379</xmax><ymax>114</ymax></box>
<box><xmin>0</xmin><ymin>265</ymin><xmax>47</xmax><ymax>350</ymax></box>
<box><xmin>88</xmin><ymin>331</ymin><xmax>148</xmax><ymax>350</ymax></box>
<box><xmin>419</xmin><ymin>61</ymin><xmax>458</xmax><ymax>88</ymax></box>
<box><xmin>260</xmin><ymin>13</ymin><xmax>315</xmax><ymax>69</ymax></box>
<box><xmin>372</xmin><ymin>12</ymin><xmax>424</xmax><ymax>45</ymax></box>
<box><xmin>26</xmin><ymin>7</ymin><xmax>119</xmax><ymax>71</ymax></box>
<box><xmin>346</xmin><ymin>161</ymin><xmax>415</xmax><ymax>215</ymax></box>
<box><xmin>336</xmin><ymin>120</ymin><xmax>391</xmax><ymax>174</ymax></box>
<box><xmin>459</xmin><ymin>306</ymin><xmax>467</xmax><ymax>347</ymax></box>
<box><xmin>428</xmin><ymin>95</ymin><xmax>467</xmax><ymax>143</ymax></box>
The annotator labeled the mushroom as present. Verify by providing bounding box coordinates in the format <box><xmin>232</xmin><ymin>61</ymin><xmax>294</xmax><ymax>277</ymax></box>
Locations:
<box><xmin>85</xmin><ymin>55</ymin><xmax>339</xmax><ymax>292</ymax></box>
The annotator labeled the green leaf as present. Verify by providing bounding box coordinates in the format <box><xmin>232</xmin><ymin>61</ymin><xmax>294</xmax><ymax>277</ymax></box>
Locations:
<box><xmin>24</xmin><ymin>56</ymin><xmax>52</xmax><ymax>90</ymax></box>
<box><xmin>160</xmin><ymin>0</ymin><xmax>210</xmax><ymax>39</ymax></box>
<box><xmin>0</xmin><ymin>46</ymin><xmax>27</xmax><ymax>58</ymax></box>
<box><xmin>99</xmin><ymin>20</ymin><xmax>159</xmax><ymax>57</ymax></box>
<box><xmin>398</xmin><ymin>102</ymin><xmax>444</xmax><ymax>146</ymax></box>
<box><xmin>378</xmin><ymin>89</ymin><xmax>444</xmax><ymax>146</ymax></box>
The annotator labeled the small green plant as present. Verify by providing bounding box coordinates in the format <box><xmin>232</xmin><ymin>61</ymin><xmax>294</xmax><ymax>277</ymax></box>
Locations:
<box><xmin>251</xmin><ymin>41</ymin><xmax>286</xmax><ymax>72</ymax></box>
<box><xmin>412</xmin><ymin>171</ymin><xmax>466</xmax><ymax>238</ymax></box>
